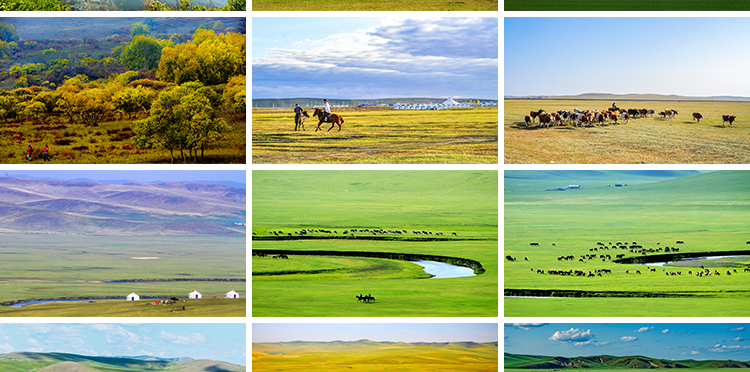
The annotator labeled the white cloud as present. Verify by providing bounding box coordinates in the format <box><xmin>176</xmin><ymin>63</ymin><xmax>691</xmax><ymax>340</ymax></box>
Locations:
<box><xmin>691</xmin><ymin>350</ymin><xmax>699</xmax><ymax>355</ymax></box>
<box><xmin>549</xmin><ymin>328</ymin><xmax>593</xmax><ymax>342</ymax></box>
<box><xmin>0</xmin><ymin>343</ymin><xmax>14</xmax><ymax>353</ymax></box>
<box><xmin>733</xmin><ymin>337</ymin><xmax>744</xmax><ymax>342</ymax></box>
<box><xmin>27</xmin><ymin>339</ymin><xmax>41</xmax><ymax>348</ymax></box>
<box><xmin>635</xmin><ymin>327</ymin><xmax>653</xmax><ymax>333</ymax></box>
<box><xmin>621</xmin><ymin>336</ymin><xmax>637</xmax><ymax>342</ymax></box>
<box><xmin>159</xmin><ymin>331</ymin><xmax>206</xmax><ymax>345</ymax></box>
<box><xmin>510</xmin><ymin>323</ymin><xmax>547</xmax><ymax>330</ymax></box>
<box><xmin>709</xmin><ymin>345</ymin><xmax>750</xmax><ymax>353</ymax></box>
<box><xmin>730</xmin><ymin>327</ymin><xmax>745</xmax><ymax>332</ymax></box>
<box><xmin>661</xmin><ymin>329</ymin><xmax>670</xmax><ymax>334</ymax></box>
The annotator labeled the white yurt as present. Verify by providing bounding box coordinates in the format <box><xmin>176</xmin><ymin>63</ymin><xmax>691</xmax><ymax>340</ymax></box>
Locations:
<box><xmin>442</xmin><ymin>97</ymin><xmax>459</xmax><ymax>105</ymax></box>
<box><xmin>226</xmin><ymin>290</ymin><xmax>239</xmax><ymax>299</ymax></box>
<box><xmin>126</xmin><ymin>292</ymin><xmax>140</xmax><ymax>301</ymax></box>
<box><xmin>188</xmin><ymin>290</ymin><xmax>202</xmax><ymax>299</ymax></box>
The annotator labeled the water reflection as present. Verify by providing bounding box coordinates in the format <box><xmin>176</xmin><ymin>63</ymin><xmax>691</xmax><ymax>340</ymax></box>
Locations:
<box><xmin>411</xmin><ymin>260</ymin><xmax>476</xmax><ymax>279</ymax></box>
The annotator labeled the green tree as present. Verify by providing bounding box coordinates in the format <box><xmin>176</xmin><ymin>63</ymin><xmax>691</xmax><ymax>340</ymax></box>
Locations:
<box><xmin>222</xmin><ymin>75</ymin><xmax>245</xmax><ymax>112</ymax></box>
<box><xmin>133</xmin><ymin>82</ymin><xmax>229</xmax><ymax>163</ymax></box>
<box><xmin>0</xmin><ymin>22</ymin><xmax>18</xmax><ymax>42</ymax></box>
<box><xmin>112</xmin><ymin>85</ymin><xmax>156</xmax><ymax>119</ymax></box>
<box><xmin>112</xmin><ymin>35</ymin><xmax>173</xmax><ymax>71</ymax></box>
<box><xmin>130</xmin><ymin>23</ymin><xmax>150</xmax><ymax>37</ymax></box>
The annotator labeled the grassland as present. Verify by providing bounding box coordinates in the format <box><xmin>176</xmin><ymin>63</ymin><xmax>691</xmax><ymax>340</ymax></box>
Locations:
<box><xmin>0</xmin><ymin>298</ymin><xmax>245</xmax><ymax>317</ymax></box>
<box><xmin>504</xmin><ymin>99</ymin><xmax>750</xmax><ymax>164</ymax></box>
<box><xmin>252</xmin><ymin>170</ymin><xmax>498</xmax><ymax>317</ymax></box>
<box><xmin>0</xmin><ymin>235</ymin><xmax>245</xmax><ymax>316</ymax></box>
<box><xmin>504</xmin><ymin>0</ymin><xmax>750</xmax><ymax>10</ymax></box>
<box><xmin>253</xmin><ymin>0</ymin><xmax>496</xmax><ymax>11</ymax></box>
<box><xmin>253</xmin><ymin>341</ymin><xmax>498</xmax><ymax>372</ymax></box>
<box><xmin>0</xmin><ymin>352</ymin><xmax>246</xmax><ymax>371</ymax></box>
<box><xmin>504</xmin><ymin>170</ymin><xmax>750</xmax><ymax>317</ymax></box>
<box><xmin>252</xmin><ymin>107</ymin><xmax>497</xmax><ymax>164</ymax></box>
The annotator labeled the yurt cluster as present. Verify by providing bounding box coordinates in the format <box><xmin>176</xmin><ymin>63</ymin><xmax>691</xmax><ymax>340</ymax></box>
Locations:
<box><xmin>126</xmin><ymin>289</ymin><xmax>241</xmax><ymax>301</ymax></box>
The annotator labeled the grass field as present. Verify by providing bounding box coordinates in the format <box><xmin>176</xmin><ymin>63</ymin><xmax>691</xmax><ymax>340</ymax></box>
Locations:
<box><xmin>253</xmin><ymin>0</ymin><xmax>496</xmax><ymax>11</ymax></box>
<box><xmin>0</xmin><ymin>235</ymin><xmax>245</xmax><ymax>316</ymax></box>
<box><xmin>504</xmin><ymin>100</ymin><xmax>750</xmax><ymax>164</ymax></box>
<box><xmin>504</xmin><ymin>0</ymin><xmax>750</xmax><ymax>10</ymax></box>
<box><xmin>504</xmin><ymin>170</ymin><xmax>750</xmax><ymax>317</ymax></box>
<box><xmin>252</xmin><ymin>107</ymin><xmax>497</xmax><ymax>164</ymax></box>
<box><xmin>253</xmin><ymin>341</ymin><xmax>498</xmax><ymax>372</ymax></box>
<box><xmin>252</xmin><ymin>170</ymin><xmax>498</xmax><ymax>317</ymax></box>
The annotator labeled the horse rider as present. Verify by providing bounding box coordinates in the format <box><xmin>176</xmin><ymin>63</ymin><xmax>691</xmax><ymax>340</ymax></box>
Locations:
<box><xmin>323</xmin><ymin>99</ymin><xmax>331</xmax><ymax>121</ymax></box>
<box><xmin>294</xmin><ymin>103</ymin><xmax>303</xmax><ymax>123</ymax></box>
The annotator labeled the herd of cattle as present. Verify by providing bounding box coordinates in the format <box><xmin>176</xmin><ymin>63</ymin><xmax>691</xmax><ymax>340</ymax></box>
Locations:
<box><xmin>508</xmin><ymin>239</ymin><xmax>750</xmax><ymax>278</ymax></box>
<box><xmin>522</xmin><ymin>107</ymin><xmax>738</xmax><ymax>128</ymax></box>
<box><xmin>253</xmin><ymin>228</ymin><xmax>458</xmax><ymax>238</ymax></box>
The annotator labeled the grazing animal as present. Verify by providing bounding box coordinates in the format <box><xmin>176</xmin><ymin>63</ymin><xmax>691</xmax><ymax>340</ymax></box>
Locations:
<box><xmin>312</xmin><ymin>108</ymin><xmax>344</xmax><ymax>132</ymax></box>
<box><xmin>722</xmin><ymin>115</ymin><xmax>737</xmax><ymax>127</ymax></box>
<box><xmin>524</xmin><ymin>115</ymin><xmax>532</xmax><ymax>127</ymax></box>
<box><xmin>692</xmin><ymin>112</ymin><xmax>703</xmax><ymax>122</ymax></box>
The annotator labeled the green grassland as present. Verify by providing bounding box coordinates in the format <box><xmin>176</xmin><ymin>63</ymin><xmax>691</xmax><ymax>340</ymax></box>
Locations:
<box><xmin>504</xmin><ymin>170</ymin><xmax>750</xmax><ymax>317</ymax></box>
<box><xmin>0</xmin><ymin>352</ymin><xmax>246</xmax><ymax>371</ymax></box>
<box><xmin>504</xmin><ymin>0</ymin><xmax>750</xmax><ymax>10</ymax></box>
<box><xmin>254</xmin><ymin>0</ymin><xmax>496</xmax><ymax>11</ymax></box>
<box><xmin>252</xmin><ymin>107</ymin><xmax>497</xmax><ymax>164</ymax></box>
<box><xmin>504</xmin><ymin>99</ymin><xmax>750</xmax><ymax>164</ymax></box>
<box><xmin>0</xmin><ymin>298</ymin><xmax>245</xmax><ymax>317</ymax></box>
<box><xmin>0</xmin><ymin>235</ymin><xmax>245</xmax><ymax>316</ymax></box>
<box><xmin>252</xmin><ymin>170</ymin><xmax>498</xmax><ymax>317</ymax></box>
<box><xmin>253</xmin><ymin>341</ymin><xmax>498</xmax><ymax>372</ymax></box>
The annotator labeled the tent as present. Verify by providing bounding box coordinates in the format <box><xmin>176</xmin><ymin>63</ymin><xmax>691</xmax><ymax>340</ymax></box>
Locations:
<box><xmin>226</xmin><ymin>290</ymin><xmax>239</xmax><ymax>299</ymax></box>
<box><xmin>188</xmin><ymin>290</ymin><xmax>202</xmax><ymax>299</ymax></box>
<box><xmin>126</xmin><ymin>292</ymin><xmax>140</xmax><ymax>301</ymax></box>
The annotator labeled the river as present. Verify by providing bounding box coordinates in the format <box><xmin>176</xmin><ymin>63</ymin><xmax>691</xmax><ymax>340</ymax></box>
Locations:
<box><xmin>635</xmin><ymin>254</ymin><xmax>750</xmax><ymax>267</ymax></box>
<box><xmin>411</xmin><ymin>260</ymin><xmax>476</xmax><ymax>279</ymax></box>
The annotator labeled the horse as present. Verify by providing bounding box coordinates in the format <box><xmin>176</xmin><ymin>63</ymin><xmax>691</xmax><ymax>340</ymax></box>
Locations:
<box><xmin>295</xmin><ymin>110</ymin><xmax>309</xmax><ymax>131</ymax></box>
<box><xmin>312</xmin><ymin>108</ymin><xmax>344</xmax><ymax>132</ymax></box>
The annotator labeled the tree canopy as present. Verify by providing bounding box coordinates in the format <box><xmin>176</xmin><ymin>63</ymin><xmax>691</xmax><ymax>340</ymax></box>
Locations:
<box><xmin>112</xmin><ymin>35</ymin><xmax>173</xmax><ymax>71</ymax></box>
<box><xmin>0</xmin><ymin>22</ymin><xmax>18</xmax><ymax>42</ymax></box>
<box><xmin>156</xmin><ymin>29</ymin><xmax>245</xmax><ymax>86</ymax></box>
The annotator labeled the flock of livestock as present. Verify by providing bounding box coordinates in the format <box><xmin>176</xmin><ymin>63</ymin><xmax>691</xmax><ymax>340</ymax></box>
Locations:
<box><xmin>522</xmin><ymin>106</ymin><xmax>738</xmax><ymax>128</ymax></box>
<box><xmin>253</xmin><ymin>228</ymin><xmax>458</xmax><ymax>238</ymax></box>
<box><xmin>509</xmin><ymin>239</ymin><xmax>750</xmax><ymax>278</ymax></box>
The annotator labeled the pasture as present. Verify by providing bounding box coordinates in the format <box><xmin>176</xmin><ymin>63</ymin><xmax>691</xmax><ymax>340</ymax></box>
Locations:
<box><xmin>504</xmin><ymin>170</ymin><xmax>750</xmax><ymax>317</ymax></box>
<box><xmin>252</xmin><ymin>107</ymin><xmax>497</xmax><ymax>164</ymax></box>
<box><xmin>253</xmin><ymin>0</ymin><xmax>496</xmax><ymax>11</ymax></box>
<box><xmin>0</xmin><ymin>235</ymin><xmax>245</xmax><ymax>316</ymax></box>
<box><xmin>504</xmin><ymin>0</ymin><xmax>750</xmax><ymax>10</ymax></box>
<box><xmin>0</xmin><ymin>298</ymin><xmax>245</xmax><ymax>317</ymax></box>
<box><xmin>504</xmin><ymin>99</ymin><xmax>750</xmax><ymax>164</ymax></box>
<box><xmin>252</xmin><ymin>170</ymin><xmax>498</xmax><ymax>317</ymax></box>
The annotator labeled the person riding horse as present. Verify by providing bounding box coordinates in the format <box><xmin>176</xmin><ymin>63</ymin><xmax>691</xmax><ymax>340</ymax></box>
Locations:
<box><xmin>323</xmin><ymin>99</ymin><xmax>331</xmax><ymax>121</ymax></box>
<box><xmin>294</xmin><ymin>104</ymin><xmax>308</xmax><ymax>131</ymax></box>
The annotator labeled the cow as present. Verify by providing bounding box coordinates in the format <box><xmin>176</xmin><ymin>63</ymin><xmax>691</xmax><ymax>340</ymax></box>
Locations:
<box><xmin>666</xmin><ymin>109</ymin><xmax>678</xmax><ymax>119</ymax></box>
<box><xmin>722</xmin><ymin>115</ymin><xmax>737</xmax><ymax>127</ymax></box>
<box><xmin>620</xmin><ymin>112</ymin><xmax>629</xmax><ymax>124</ymax></box>
<box><xmin>524</xmin><ymin>115</ymin><xmax>532</xmax><ymax>128</ymax></box>
<box><xmin>529</xmin><ymin>111</ymin><xmax>539</xmax><ymax>122</ymax></box>
<box><xmin>692</xmin><ymin>112</ymin><xmax>703</xmax><ymax>122</ymax></box>
<box><xmin>658</xmin><ymin>111</ymin><xmax>666</xmax><ymax>119</ymax></box>
<box><xmin>538</xmin><ymin>113</ymin><xmax>553</xmax><ymax>128</ymax></box>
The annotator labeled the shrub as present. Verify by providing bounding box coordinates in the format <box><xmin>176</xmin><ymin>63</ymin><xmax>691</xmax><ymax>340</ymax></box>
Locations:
<box><xmin>54</xmin><ymin>138</ymin><xmax>74</xmax><ymax>146</ymax></box>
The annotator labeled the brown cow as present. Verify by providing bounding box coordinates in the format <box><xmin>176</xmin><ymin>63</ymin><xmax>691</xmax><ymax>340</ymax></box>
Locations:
<box><xmin>722</xmin><ymin>115</ymin><xmax>737</xmax><ymax>127</ymax></box>
<box><xmin>524</xmin><ymin>115</ymin><xmax>532</xmax><ymax>128</ymax></box>
<box><xmin>538</xmin><ymin>113</ymin><xmax>552</xmax><ymax>128</ymax></box>
<box><xmin>530</xmin><ymin>111</ymin><xmax>539</xmax><ymax>122</ymax></box>
<box><xmin>692</xmin><ymin>112</ymin><xmax>703</xmax><ymax>122</ymax></box>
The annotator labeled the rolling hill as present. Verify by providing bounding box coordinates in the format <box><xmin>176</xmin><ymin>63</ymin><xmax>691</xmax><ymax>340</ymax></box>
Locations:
<box><xmin>505</xmin><ymin>352</ymin><xmax>750</xmax><ymax>369</ymax></box>
<box><xmin>0</xmin><ymin>352</ymin><xmax>245</xmax><ymax>371</ymax></box>
<box><xmin>0</xmin><ymin>177</ymin><xmax>245</xmax><ymax>235</ymax></box>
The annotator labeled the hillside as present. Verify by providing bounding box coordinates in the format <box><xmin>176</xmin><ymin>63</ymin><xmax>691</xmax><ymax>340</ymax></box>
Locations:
<box><xmin>0</xmin><ymin>352</ymin><xmax>245</xmax><ymax>371</ymax></box>
<box><xmin>504</xmin><ymin>170</ymin><xmax>700</xmax><ymax>189</ymax></box>
<box><xmin>505</xmin><ymin>353</ymin><xmax>750</xmax><ymax>369</ymax></box>
<box><xmin>0</xmin><ymin>177</ymin><xmax>245</xmax><ymax>235</ymax></box>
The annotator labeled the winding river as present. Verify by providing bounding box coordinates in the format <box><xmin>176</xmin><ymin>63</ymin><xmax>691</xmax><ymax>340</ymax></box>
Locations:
<box><xmin>411</xmin><ymin>260</ymin><xmax>477</xmax><ymax>279</ymax></box>
<box><xmin>635</xmin><ymin>254</ymin><xmax>750</xmax><ymax>267</ymax></box>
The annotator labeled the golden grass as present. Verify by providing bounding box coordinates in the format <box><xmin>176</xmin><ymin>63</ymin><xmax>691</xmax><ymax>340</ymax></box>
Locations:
<box><xmin>504</xmin><ymin>99</ymin><xmax>750</xmax><ymax>164</ymax></box>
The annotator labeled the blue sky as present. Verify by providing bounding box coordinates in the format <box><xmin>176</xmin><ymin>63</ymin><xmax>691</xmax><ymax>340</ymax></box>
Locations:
<box><xmin>253</xmin><ymin>323</ymin><xmax>498</xmax><ymax>343</ymax></box>
<box><xmin>2</xmin><ymin>170</ymin><xmax>245</xmax><ymax>186</ymax></box>
<box><xmin>505</xmin><ymin>323</ymin><xmax>750</xmax><ymax>360</ymax></box>
<box><xmin>253</xmin><ymin>17</ymin><xmax>498</xmax><ymax>99</ymax></box>
<box><xmin>505</xmin><ymin>18</ymin><xmax>750</xmax><ymax>97</ymax></box>
<box><xmin>0</xmin><ymin>324</ymin><xmax>245</xmax><ymax>366</ymax></box>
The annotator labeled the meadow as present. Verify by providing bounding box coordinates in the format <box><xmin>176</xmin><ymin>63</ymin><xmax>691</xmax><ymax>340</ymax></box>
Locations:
<box><xmin>252</xmin><ymin>170</ymin><xmax>498</xmax><ymax>317</ymax></box>
<box><xmin>504</xmin><ymin>170</ymin><xmax>750</xmax><ymax>317</ymax></box>
<box><xmin>0</xmin><ymin>298</ymin><xmax>245</xmax><ymax>317</ymax></box>
<box><xmin>504</xmin><ymin>99</ymin><xmax>750</xmax><ymax>164</ymax></box>
<box><xmin>253</xmin><ymin>341</ymin><xmax>498</xmax><ymax>372</ymax></box>
<box><xmin>252</xmin><ymin>107</ymin><xmax>497</xmax><ymax>164</ymax></box>
<box><xmin>0</xmin><ymin>235</ymin><xmax>245</xmax><ymax>316</ymax></box>
<box><xmin>253</xmin><ymin>0</ymin><xmax>495</xmax><ymax>11</ymax></box>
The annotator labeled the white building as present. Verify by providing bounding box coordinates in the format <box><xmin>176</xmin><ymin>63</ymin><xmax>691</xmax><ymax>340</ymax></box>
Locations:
<box><xmin>126</xmin><ymin>292</ymin><xmax>140</xmax><ymax>301</ymax></box>
<box><xmin>188</xmin><ymin>290</ymin><xmax>202</xmax><ymax>299</ymax></box>
<box><xmin>226</xmin><ymin>290</ymin><xmax>239</xmax><ymax>299</ymax></box>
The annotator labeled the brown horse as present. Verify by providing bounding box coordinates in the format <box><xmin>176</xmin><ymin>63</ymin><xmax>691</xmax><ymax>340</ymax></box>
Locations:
<box><xmin>295</xmin><ymin>110</ymin><xmax>309</xmax><ymax>131</ymax></box>
<box><xmin>313</xmin><ymin>108</ymin><xmax>344</xmax><ymax>132</ymax></box>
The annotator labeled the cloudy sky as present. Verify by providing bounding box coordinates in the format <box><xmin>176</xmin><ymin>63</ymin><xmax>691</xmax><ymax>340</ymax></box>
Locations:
<box><xmin>253</xmin><ymin>323</ymin><xmax>498</xmax><ymax>343</ymax></box>
<box><xmin>505</xmin><ymin>323</ymin><xmax>750</xmax><ymax>360</ymax></box>
<box><xmin>253</xmin><ymin>17</ymin><xmax>498</xmax><ymax>99</ymax></box>
<box><xmin>506</xmin><ymin>18</ymin><xmax>750</xmax><ymax>97</ymax></box>
<box><xmin>0</xmin><ymin>324</ymin><xmax>245</xmax><ymax>366</ymax></box>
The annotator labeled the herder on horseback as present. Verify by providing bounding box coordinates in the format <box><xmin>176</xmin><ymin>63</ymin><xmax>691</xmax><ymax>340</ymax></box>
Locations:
<box><xmin>313</xmin><ymin>98</ymin><xmax>345</xmax><ymax>131</ymax></box>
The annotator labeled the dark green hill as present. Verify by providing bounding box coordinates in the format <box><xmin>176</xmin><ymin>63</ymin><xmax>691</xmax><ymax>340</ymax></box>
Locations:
<box><xmin>505</xmin><ymin>353</ymin><xmax>750</xmax><ymax>369</ymax></box>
